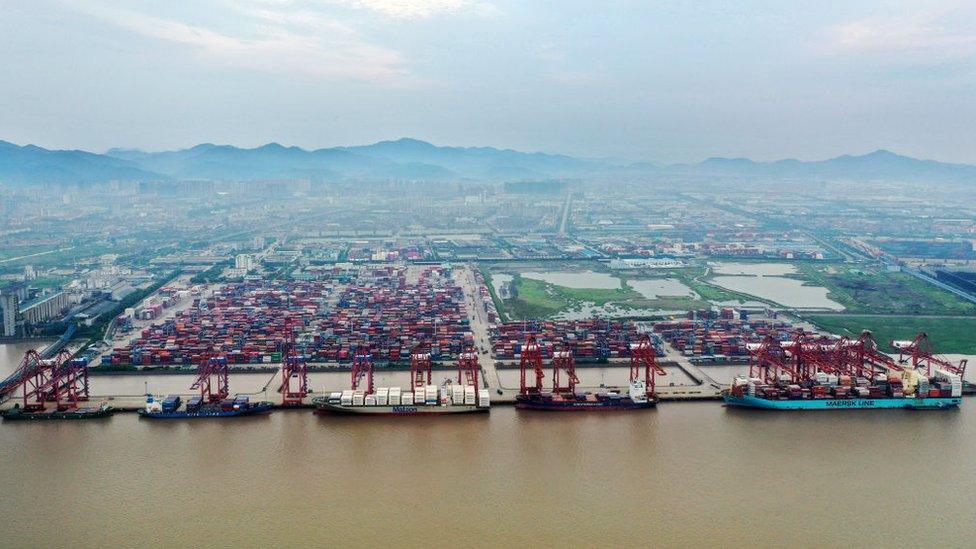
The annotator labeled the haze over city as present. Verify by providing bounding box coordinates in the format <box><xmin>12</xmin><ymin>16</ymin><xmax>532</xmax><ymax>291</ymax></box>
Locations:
<box><xmin>3</xmin><ymin>3</ymin><xmax>976</xmax><ymax>548</ymax></box>
<box><xmin>3</xmin><ymin>0</ymin><xmax>976</xmax><ymax>163</ymax></box>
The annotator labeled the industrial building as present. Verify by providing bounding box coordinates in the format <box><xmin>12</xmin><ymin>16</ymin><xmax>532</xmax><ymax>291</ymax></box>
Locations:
<box><xmin>0</xmin><ymin>285</ymin><xmax>70</xmax><ymax>337</ymax></box>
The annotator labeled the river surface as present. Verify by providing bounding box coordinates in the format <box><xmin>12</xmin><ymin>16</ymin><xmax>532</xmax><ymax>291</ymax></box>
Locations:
<box><xmin>626</xmin><ymin>278</ymin><xmax>697</xmax><ymax>299</ymax></box>
<box><xmin>706</xmin><ymin>261</ymin><xmax>843</xmax><ymax>310</ymax></box>
<box><xmin>0</xmin><ymin>340</ymin><xmax>54</xmax><ymax>378</ymax></box>
<box><xmin>4</xmin><ymin>350</ymin><xmax>976</xmax><ymax>547</ymax></box>
<box><xmin>2</xmin><ymin>398</ymin><xmax>975</xmax><ymax>547</ymax></box>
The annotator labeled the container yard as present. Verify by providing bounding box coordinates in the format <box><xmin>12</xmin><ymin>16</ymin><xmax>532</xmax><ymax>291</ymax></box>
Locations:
<box><xmin>490</xmin><ymin>319</ymin><xmax>646</xmax><ymax>360</ymax></box>
<box><xmin>106</xmin><ymin>266</ymin><xmax>473</xmax><ymax>367</ymax></box>
<box><xmin>652</xmin><ymin>308</ymin><xmax>802</xmax><ymax>361</ymax></box>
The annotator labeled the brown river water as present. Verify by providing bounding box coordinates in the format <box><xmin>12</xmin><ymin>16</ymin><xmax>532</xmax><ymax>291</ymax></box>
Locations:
<box><xmin>1</xmin><ymin>344</ymin><xmax>975</xmax><ymax>547</ymax></box>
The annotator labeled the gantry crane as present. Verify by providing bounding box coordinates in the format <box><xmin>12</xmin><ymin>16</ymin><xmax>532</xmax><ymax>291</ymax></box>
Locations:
<box><xmin>629</xmin><ymin>333</ymin><xmax>667</xmax><ymax>396</ymax></box>
<box><xmin>278</xmin><ymin>332</ymin><xmax>308</xmax><ymax>406</ymax></box>
<box><xmin>191</xmin><ymin>355</ymin><xmax>229</xmax><ymax>403</ymax></box>
<box><xmin>410</xmin><ymin>343</ymin><xmax>433</xmax><ymax>389</ymax></box>
<box><xmin>892</xmin><ymin>332</ymin><xmax>967</xmax><ymax>378</ymax></box>
<box><xmin>350</xmin><ymin>351</ymin><xmax>374</xmax><ymax>394</ymax></box>
<box><xmin>519</xmin><ymin>335</ymin><xmax>545</xmax><ymax>395</ymax></box>
<box><xmin>551</xmin><ymin>348</ymin><xmax>579</xmax><ymax>394</ymax></box>
<box><xmin>457</xmin><ymin>347</ymin><xmax>480</xmax><ymax>389</ymax></box>
<box><xmin>13</xmin><ymin>348</ymin><xmax>89</xmax><ymax>411</ymax></box>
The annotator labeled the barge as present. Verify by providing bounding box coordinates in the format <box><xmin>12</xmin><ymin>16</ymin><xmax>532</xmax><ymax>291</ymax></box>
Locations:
<box><xmin>2</xmin><ymin>402</ymin><xmax>114</xmax><ymax>421</ymax></box>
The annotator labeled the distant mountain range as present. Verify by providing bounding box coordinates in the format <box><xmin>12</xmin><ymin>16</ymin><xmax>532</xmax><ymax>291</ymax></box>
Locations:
<box><xmin>1</xmin><ymin>137</ymin><xmax>974</xmax><ymax>185</ymax></box>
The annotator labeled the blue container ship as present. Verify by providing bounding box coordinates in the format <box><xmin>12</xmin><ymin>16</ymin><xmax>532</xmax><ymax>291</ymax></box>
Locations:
<box><xmin>138</xmin><ymin>394</ymin><xmax>273</xmax><ymax>419</ymax></box>
<box><xmin>723</xmin><ymin>394</ymin><xmax>960</xmax><ymax>410</ymax></box>
<box><xmin>724</xmin><ymin>369</ymin><xmax>963</xmax><ymax>411</ymax></box>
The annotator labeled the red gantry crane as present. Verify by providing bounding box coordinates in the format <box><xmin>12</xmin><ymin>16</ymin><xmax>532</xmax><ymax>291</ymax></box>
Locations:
<box><xmin>14</xmin><ymin>348</ymin><xmax>89</xmax><ymax>411</ymax></box>
<box><xmin>892</xmin><ymin>332</ymin><xmax>967</xmax><ymax>378</ymax></box>
<box><xmin>351</xmin><ymin>351</ymin><xmax>374</xmax><ymax>394</ymax></box>
<box><xmin>747</xmin><ymin>336</ymin><xmax>792</xmax><ymax>384</ymax></box>
<box><xmin>191</xmin><ymin>355</ymin><xmax>229</xmax><ymax>403</ymax></box>
<box><xmin>850</xmin><ymin>331</ymin><xmax>903</xmax><ymax>377</ymax></box>
<box><xmin>410</xmin><ymin>343</ymin><xmax>433</xmax><ymax>389</ymax></box>
<box><xmin>551</xmin><ymin>347</ymin><xmax>579</xmax><ymax>394</ymax></box>
<box><xmin>519</xmin><ymin>335</ymin><xmax>545</xmax><ymax>395</ymax></box>
<box><xmin>629</xmin><ymin>333</ymin><xmax>667</xmax><ymax>397</ymax></box>
<box><xmin>457</xmin><ymin>346</ymin><xmax>480</xmax><ymax>389</ymax></box>
<box><xmin>278</xmin><ymin>333</ymin><xmax>308</xmax><ymax>406</ymax></box>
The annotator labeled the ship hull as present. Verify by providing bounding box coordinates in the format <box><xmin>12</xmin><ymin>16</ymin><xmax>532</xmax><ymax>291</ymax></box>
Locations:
<box><xmin>724</xmin><ymin>394</ymin><xmax>961</xmax><ymax>410</ymax></box>
<box><xmin>515</xmin><ymin>395</ymin><xmax>658</xmax><ymax>411</ymax></box>
<box><xmin>314</xmin><ymin>401</ymin><xmax>488</xmax><ymax>415</ymax></box>
<box><xmin>138</xmin><ymin>403</ymin><xmax>273</xmax><ymax>419</ymax></box>
<box><xmin>2</xmin><ymin>406</ymin><xmax>114</xmax><ymax>421</ymax></box>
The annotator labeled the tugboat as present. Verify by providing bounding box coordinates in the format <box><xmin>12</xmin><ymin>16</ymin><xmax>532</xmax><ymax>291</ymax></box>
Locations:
<box><xmin>514</xmin><ymin>334</ymin><xmax>666</xmax><ymax>412</ymax></box>
<box><xmin>138</xmin><ymin>355</ymin><xmax>272</xmax><ymax>419</ymax></box>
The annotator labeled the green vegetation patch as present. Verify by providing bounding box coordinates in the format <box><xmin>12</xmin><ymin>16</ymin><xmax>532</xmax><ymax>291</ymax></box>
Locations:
<box><xmin>809</xmin><ymin>315</ymin><xmax>976</xmax><ymax>355</ymax></box>
<box><xmin>791</xmin><ymin>263</ymin><xmax>976</xmax><ymax>315</ymax></box>
<box><xmin>500</xmin><ymin>272</ymin><xmax>709</xmax><ymax>320</ymax></box>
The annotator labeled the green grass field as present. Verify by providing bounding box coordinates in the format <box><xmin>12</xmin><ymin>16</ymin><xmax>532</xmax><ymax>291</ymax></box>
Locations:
<box><xmin>808</xmin><ymin>315</ymin><xmax>976</xmax><ymax>354</ymax></box>
<box><xmin>792</xmin><ymin>263</ymin><xmax>976</xmax><ymax>315</ymax></box>
<box><xmin>499</xmin><ymin>272</ymin><xmax>710</xmax><ymax>320</ymax></box>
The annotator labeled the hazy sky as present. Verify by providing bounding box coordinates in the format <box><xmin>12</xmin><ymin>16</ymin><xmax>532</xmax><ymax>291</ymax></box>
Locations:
<box><xmin>2</xmin><ymin>0</ymin><xmax>975</xmax><ymax>163</ymax></box>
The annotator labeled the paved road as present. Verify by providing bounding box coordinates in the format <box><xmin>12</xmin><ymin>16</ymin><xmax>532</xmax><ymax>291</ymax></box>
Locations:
<box><xmin>454</xmin><ymin>265</ymin><xmax>500</xmax><ymax>391</ymax></box>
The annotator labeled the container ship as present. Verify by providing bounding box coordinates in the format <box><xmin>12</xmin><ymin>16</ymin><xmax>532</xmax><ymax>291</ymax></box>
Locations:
<box><xmin>139</xmin><ymin>394</ymin><xmax>273</xmax><ymax>418</ymax></box>
<box><xmin>314</xmin><ymin>348</ymin><xmax>489</xmax><ymax>415</ymax></box>
<box><xmin>313</xmin><ymin>384</ymin><xmax>490</xmax><ymax>415</ymax></box>
<box><xmin>515</xmin><ymin>379</ymin><xmax>657</xmax><ymax>411</ymax></box>
<box><xmin>724</xmin><ymin>369</ymin><xmax>962</xmax><ymax>410</ymax></box>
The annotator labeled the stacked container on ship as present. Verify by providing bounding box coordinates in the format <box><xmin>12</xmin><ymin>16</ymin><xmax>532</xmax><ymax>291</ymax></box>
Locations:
<box><xmin>139</xmin><ymin>394</ymin><xmax>273</xmax><ymax>418</ymax></box>
<box><xmin>313</xmin><ymin>384</ymin><xmax>490</xmax><ymax>415</ymax></box>
<box><xmin>312</xmin><ymin>348</ymin><xmax>489</xmax><ymax>415</ymax></box>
